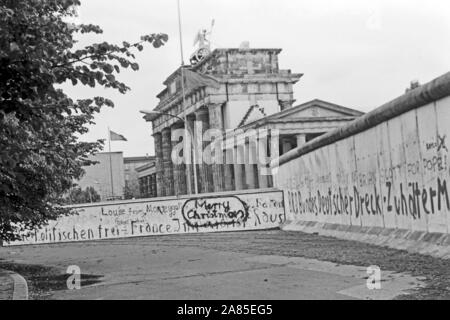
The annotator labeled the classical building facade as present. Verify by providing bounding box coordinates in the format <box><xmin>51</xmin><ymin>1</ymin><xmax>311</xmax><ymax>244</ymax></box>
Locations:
<box><xmin>143</xmin><ymin>47</ymin><xmax>364</xmax><ymax>197</ymax></box>
<box><xmin>136</xmin><ymin>161</ymin><xmax>157</xmax><ymax>198</ymax></box>
<box><xmin>224</xmin><ymin>98</ymin><xmax>364</xmax><ymax>191</ymax></box>
<box><xmin>124</xmin><ymin>156</ymin><xmax>154</xmax><ymax>198</ymax></box>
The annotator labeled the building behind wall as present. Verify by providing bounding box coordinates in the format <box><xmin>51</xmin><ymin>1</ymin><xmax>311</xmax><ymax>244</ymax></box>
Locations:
<box><xmin>143</xmin><ymin>46</ymin><xmax>364</xmax><ymax>197</ymax></box>
<box><xmin>136</xmin><ymin>161</ymin><xmax>157</xmax><ymax>198</ymax></box>
<box><xmin>77</xmin><ymin>152</ymin><xmax>125</xmax><ymax>201</ymax></box>
<box><xmin>124</xmin><ymin>156</ymin><xmax>154</xmax><ymax>198</ymax></box>
<box><xmin>76</xmin><ymin>153</ymin><xmax>156</xmax><ymax>202</ymax></box>
<box><xmin>234</xmin><ymin>98</ymin><xmax>364</xmax><ymax>156</ymax></box>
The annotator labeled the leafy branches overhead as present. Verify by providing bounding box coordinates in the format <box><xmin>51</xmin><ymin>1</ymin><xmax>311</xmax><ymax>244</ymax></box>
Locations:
<box><xmin>0</xmin><ymin>0</ymin><xmax>168</xmax><ymax>241</ymax></box>
<box><xmin>1</xmin><ymin>0</ymin><xmax>168</xmax><ymax>121</ymax></box>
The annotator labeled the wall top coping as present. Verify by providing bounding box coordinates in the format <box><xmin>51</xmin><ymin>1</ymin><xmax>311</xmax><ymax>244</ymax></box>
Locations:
<box><xmin>62</xmin><ymin>188</ymin><xmax>283</xmax><ymax>209</ymax></box>
<box><xmin>271</xmin><ymin>71</ymin><xmax>450</xmax><ymax>168</ymax></box>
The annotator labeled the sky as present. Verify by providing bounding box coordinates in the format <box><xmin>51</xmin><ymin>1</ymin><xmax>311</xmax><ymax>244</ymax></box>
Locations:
<box><xmin>63</xmin><ymin>0</ymin><xmax>450</xmax><ymax>157</ymax></box>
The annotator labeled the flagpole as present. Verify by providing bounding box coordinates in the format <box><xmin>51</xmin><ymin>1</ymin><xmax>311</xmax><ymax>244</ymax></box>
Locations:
<box><xmin>177</xmin><ymin>0</ymin><xmax>198</xmax><ymax>195</ymax></box>
<box><xmin>107</xmin><ymin>126</ymin><xmax>115</xmax><ymax>200</ymax></box>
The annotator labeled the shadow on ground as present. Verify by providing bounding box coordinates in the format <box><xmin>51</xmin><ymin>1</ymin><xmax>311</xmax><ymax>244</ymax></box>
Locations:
<box><xmin>0</xmin><ymin>259</ymin><xmax>103</xmax><ymax>299</ymax></box>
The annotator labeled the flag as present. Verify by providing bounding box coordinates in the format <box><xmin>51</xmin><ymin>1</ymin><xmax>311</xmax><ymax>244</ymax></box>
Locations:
<box><xmin>193</xmin><ymin>30</ymin><xmax>202</xmax><ymax>46</ymax></box>
<box><xmin>183</xmin><ymin>68</ymin><xmax>220</xmax><ymax>92</ymax></box>
<box><xmin>110</xmin><ymin>130</ymin><xmax>127</xmax><ymax>141</ymax></box>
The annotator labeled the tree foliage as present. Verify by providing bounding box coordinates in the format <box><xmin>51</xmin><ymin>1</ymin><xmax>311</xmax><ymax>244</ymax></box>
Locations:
<box><xmin>0</xmin><ymin>0</ymin><xmax>168</xmax><ymax>241</ymax></box>
<box><xmin>124</xmin><ymin>181</ymin><xmax>140</xmax><ymax>200</ymax></box>
<box><xmin>65</xmin><ymin>186</ymin><xmax>101</xmax><ymax>204</ymax></box>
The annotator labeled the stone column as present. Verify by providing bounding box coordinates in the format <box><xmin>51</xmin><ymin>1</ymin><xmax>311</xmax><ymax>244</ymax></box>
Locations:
<box><xmin>152</xmin><ymin>173</ymin><xmax>157</xmax><ymax>197</ymax></box>
<box><xmin>266</xmin><ymin>129</ymin><xmax>275</xmax><ymax>188</ymax></box>
<box><xmin>257</xmin><ymin>132</ymin><xmax>269</xmax><ymax>189</ymax></box>
<box><xmin>281</xmin><ymin>137</ymin><xmax>292</xmax><ymax>154</ymax></box>
<box><xmin>149</xmin><ymin>176</ymin><xmax>152</xmax><ymax>196</ymax></box>
<box><xmin>258</xmin><ymin>168</ymin><xmax>269</xmax><ymax>188</ymax></box>
<box><xmin>186</xmin><ymin>114</ymin><xmax>196</xmax><ymax>194</ymax></box>
<box><xmin>195</xmin><ymin>108</ymin><xmax>213</xmax><ymax>193</ymax></box>
<box><xmin>208</xmin><ymin>103</ymin><xmax>225</xmax><ymax>192</ymax></box>
<box><xmin>153</xmin><ymin>132</ymin><xmax>165</xmax><ymax>197</ymax></box>
<box><xmin>296</xmin><ymin>133</ymin><xmax>306</xmax><ymax>148</ymax></box>
<box><xmin>233</xmin><ymin>138</ymin><xmax>245</xmax><ymax>190</ymax></box>
<box><xmin>147</xmin><ymin>175</ymin><xmax>152</xmax><ymax>198</ymax></box>
<box><xmin>161</xmin><ymin>127</ymin><xmax>174</xmax><ymax>196</ymax></box>
<box><xmin>244</xmin><ymin>138</ymin><xmax>258</xmax><ymax>189</ymax></box>
<box><xmin>147</xmin><ymin>174</ymin><xmax>152</xmax><ymax>197</ymax></box>
<box><xmin>223</xmin><ymin>133</ymin><xmax>235</xmax><ymax>191</ymax></box>
<box><xmin>150</xmin><ymin>173</ymin><xmax>154</xmax><ymax>197</ymax></box>
<box><xmin>171</xmin><ymin>122</ymin><xmax>187</xmax><ymax>196</ymax></box>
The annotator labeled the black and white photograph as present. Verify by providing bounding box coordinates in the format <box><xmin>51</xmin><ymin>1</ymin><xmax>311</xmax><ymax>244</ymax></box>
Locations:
<box><xmin>1</xmin><ymin>0</ymin><xmax>450</xmax><ymax>308</ymax></box>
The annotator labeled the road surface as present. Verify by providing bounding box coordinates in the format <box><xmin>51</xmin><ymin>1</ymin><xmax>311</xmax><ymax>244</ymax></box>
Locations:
<box><xmin>0</xmin><ymin>230</ymin><xmax>425</xmax><ymax>299</ymax></box>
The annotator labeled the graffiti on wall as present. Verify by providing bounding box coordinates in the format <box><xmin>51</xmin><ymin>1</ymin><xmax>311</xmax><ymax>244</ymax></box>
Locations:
<box><xmin>7</xmin><ymin>190</ymin><xmax>285</xmax><ymax>246</ymax></box>
<box><xmin>286</xmin><ymin>176</ymin><xmax>449</xmax><ymax>220</ymax></box>
<box><xmin>276</xmin><ymin>96</ymin><xmax>450</xmax><ymax>234</ymax></box>
<box><xmin>182</xmin><ymin>196</ymin><xmax>249</xmax><ymax>228</ymax></box>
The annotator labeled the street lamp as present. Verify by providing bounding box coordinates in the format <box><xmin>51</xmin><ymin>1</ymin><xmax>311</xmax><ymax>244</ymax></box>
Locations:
<box><xmin>140</xmin><ymin>110</ymin><xmax>199</xmax><ymax>195</ymax></box>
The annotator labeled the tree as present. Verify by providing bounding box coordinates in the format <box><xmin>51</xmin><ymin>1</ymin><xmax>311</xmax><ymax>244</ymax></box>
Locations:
<box><xmin>65</xmin><ymin>186</ymin><xmax>101</xmax><ymax>204</ymax></box>
<box><xmin>124</xmin><ymin>180</ymin><xmax>140</xmax><ymax>200</ymax></box>
<box><xmin>0</xmin><ymin>0</ymin><xmax>168</xmax><ymax>241</ymax></box>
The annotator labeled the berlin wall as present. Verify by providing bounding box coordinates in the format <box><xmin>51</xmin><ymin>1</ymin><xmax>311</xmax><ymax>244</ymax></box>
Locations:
<box><xmin>6</xmin><ymin>189</ymin><xmax>285</xmax><ymax>246</ymax></box>
<box><xmin>274</xmin><ymin>72</ymin><xmax>450</xmax><ymax>242</ymax></box>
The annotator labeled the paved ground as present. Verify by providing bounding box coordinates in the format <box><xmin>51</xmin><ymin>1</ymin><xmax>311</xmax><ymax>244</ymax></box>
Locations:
<box><xmin>0</xmin><ymin>230</ymin><xmax>448</xmax><ymax>300</ymax></box>
<box><xmin>0</xmin><ymin>270</ymin><xmax>14</xmax><ymax>300</ymax></box>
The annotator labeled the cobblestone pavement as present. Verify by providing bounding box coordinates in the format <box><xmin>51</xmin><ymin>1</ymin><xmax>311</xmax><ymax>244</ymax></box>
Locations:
<box><xmin>0</xmin><ymin>230</ymin><xmax>448</xmax><ymax>299</ymax></box>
